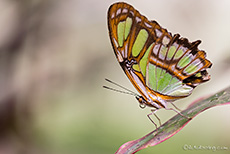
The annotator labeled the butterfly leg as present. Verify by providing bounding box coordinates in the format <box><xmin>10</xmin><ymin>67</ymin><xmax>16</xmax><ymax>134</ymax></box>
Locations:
<box><xmin>147</xmin><ymin>109</ymin><xmax>161</xmax><ymax>129</ymax></box>
<box><xmin>171</xmin><ymin>102</ymin><xmax>182</xmax><ymax>111</ymax></box>
<box><xmin>165</xmin><ymin>107</ymin><xmax>191</xmax><ymax>120</ymax></box>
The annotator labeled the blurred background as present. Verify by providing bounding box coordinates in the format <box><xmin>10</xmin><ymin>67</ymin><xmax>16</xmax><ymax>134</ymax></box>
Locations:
<box><xmin>0</xmin><ymin>0</ymin><xmax>230</xmax><ymax>154</ymax></box>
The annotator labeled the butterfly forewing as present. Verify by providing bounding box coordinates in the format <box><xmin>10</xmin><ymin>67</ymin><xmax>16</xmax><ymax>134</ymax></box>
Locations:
<box><xmin>107</xmin><ymin>2</ymin><xmax>212</xmax><ymax>108</ymax></box>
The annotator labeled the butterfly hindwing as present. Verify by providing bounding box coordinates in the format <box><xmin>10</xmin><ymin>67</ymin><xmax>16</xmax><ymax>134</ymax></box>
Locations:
<box><xmin>146</xmin><ymin>33</ymin><xmax>212</xmax><ymax>97</ymax></box>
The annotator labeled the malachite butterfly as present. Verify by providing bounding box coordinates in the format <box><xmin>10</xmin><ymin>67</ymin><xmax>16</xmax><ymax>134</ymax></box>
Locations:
<box><xmin>107</xmin><ymin>2</ymin><xmax>212</xmax><ymax>111</ymax></box>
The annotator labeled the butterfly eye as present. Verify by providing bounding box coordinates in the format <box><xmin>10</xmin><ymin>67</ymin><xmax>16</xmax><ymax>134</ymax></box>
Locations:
<box><xmin>136</xmin><ymin>96</ymin><xmax>147</xmax><ymax>108</ymax></box>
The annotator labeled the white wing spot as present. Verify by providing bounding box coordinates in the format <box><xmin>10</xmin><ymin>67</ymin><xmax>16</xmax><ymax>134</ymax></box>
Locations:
<box><xmin>113</xmin><ymin>38</ymin><xmax>118</xmax><ymax>47</ymax></box>
<box><xmin>155</xmin><ymin>29</ymin><xmax>162</xmax><ymax>38</ymax></box>
<box><xmin>135</xmin><ymin>16</ymin><xmax>141</xmax><ymax>23</ymax></box>
<box><xmin>124</xmin><ymin>43</ymin><xmax>128</xmax><ymax>58</ymax></box>
<box><xmin>153</xmin><ymin>44</ymin><xmax>160</xmax><ymax>55</ymax></box>
<box><xmin>130</xmin><ymin>11</ymin><xmax>134</xmax><ymax>16</ymax></box>
<box><xmin>144</xmin><ymin>22</ymin><xmax>152</xmax><ymax>28</ymax></box>
<box><xmin>111</xmin><ymin>12</ymin><xmax>115</xmax><ymax>19</ymax></box>
<box><xmin>116</xmin><ymin>8</ymin><xmax>121</xmax><ymax>16</ymax></box>
<box><xmin>117</xmin><ymin>52</ymin><xmax>124</xmax><ymax>62</ymax></box>
<box><xmin>122</xmin><ymin>8</ymin><xmax>128</xmax><ymax>13</ymax></box>
<box><xmin>162</xmin><ymin>36</ymin><xmax>170</xmax><ymax>45</ymax></box>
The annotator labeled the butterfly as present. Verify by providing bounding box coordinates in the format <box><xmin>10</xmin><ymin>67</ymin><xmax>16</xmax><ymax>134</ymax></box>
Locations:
<box><xmin>107</xmin><ymin>2</ymin><xmax>212</xmax><ymax>121</ymax></box>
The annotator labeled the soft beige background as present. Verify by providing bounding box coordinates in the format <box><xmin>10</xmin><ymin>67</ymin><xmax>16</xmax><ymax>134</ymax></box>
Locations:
<box><xmin>0</xmin><ymin>0</ymin><xmax>230</xmax><ymax>154</ymax></box>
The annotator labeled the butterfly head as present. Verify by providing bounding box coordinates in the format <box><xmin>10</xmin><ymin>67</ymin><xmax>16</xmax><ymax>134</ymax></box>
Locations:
<box><xmin>135</xmin><ymin>95</ymin><xmax>162</xmax><ymax>109</ymax></box>
<box><xmin>136</xmin><ymin>96</ymin><xmax>147</xmax><ymax>109</ymax></box>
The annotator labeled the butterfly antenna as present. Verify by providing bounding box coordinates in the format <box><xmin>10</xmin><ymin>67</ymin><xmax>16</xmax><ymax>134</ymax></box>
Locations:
<box><xmin>103</xmin><ymin>85</ymin><xmax>138</xmax><ymax>97</ymax></box>
<box><xmin>104</xmin><ymin>78</ymin><xmax>139</xmax><ymax>96</ymax></box>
